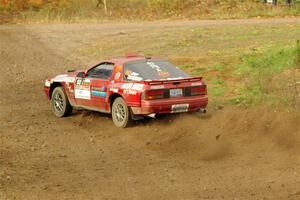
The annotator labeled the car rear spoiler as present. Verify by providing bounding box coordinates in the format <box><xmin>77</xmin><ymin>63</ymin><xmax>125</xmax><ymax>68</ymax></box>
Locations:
<box><xmin>143</xmin><ymin>76</ymin><xmax>203</xmax><ymax>85</ymax></box>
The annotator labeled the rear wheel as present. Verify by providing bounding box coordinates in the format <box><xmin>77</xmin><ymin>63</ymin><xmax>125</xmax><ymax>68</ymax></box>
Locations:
<box><xmin>112</xmin><ymin>97</ymin><xmax>131</xmax><ymax>128</ymax></box>
<box><xmin>51</xmin><ymin>86</ymin><xmax>73</xmax><ymax>117</ymax></box>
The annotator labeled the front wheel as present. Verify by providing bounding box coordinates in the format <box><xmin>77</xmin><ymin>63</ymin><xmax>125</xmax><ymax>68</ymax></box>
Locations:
<box><xmin>111</xmin><ymin>97</ymin><xmax>131</xmax><ymax>128</ymax></box>
<box><xmin>51</xmin><ymin>86</ymin><xmax>73</xmax><ymax>117</ymax></box>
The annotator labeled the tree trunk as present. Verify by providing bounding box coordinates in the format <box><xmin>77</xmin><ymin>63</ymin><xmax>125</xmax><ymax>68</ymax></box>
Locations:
<box><xmin>103</xmin><ymin>0</ymin><xmax>107</xmax><ymax>15</ymax></box>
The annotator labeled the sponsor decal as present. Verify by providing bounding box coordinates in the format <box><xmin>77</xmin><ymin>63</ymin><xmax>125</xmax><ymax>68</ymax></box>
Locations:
<box><xmin>92</xmin><ymin>87</ymin><xmax>101</xmax><ymax>91</ymax></box>
<box><xmin>114</xmin><ymin>72</ymin><xmax>121</xmax><ymax>80</ymax></box>
<box><xmin>75</xmin><ymin>85</ymin><xmax>91</xmax><ymax>100</ymax></box>
<box><xmin>125</xmin><ymin>70</ymin><xmax>143</xmax><ymax>81</ymax></box>
<box><xmin>92</xmin><ymin>85</ymin><xmax>107</xmax><ymax>92</ymax></box>
<box><xmin>82</xmin><ymin>79</ymin><xmax>91</xmax><ymax>86</ymax></box>
<box><xmin>131</xmin><ymin>83</ymin><xmax>144</xmax><ymax>90</ymax></box>
<box><xmin>110</xmin><ymin>88</ymin><xmax>119</xmax><ymax>93</ymax></box>
<box><xmin>158</xmin><ymin>70</ymin><xmax>170</xmax><ymax>78</ymax></box>
<box><xmin>115</xmin><ymin>65</ymin><xmax>122</xmax><ymax>73</ymax></box>
<box><xmin>91</xmin><ymin>86</ymin><xmax>107</xmax><ymax>97</ymax></box>
<box><xmin>127</xmin><ymin>75</ymin><xmax>143</xmax><ymax>81</ymax></box>
<box><xmin>121</xmin><ymin>83</ymin><xmax>144</xmax><ymax>95</ymax></box>
<box><xmin>191</xmin><ymin>82</ymin><xmax>202</xmax><ymax>86</ymax></box>
<box><xmin>131</xmin><ymin>72</ymin><xmax>139</xmax><ymax>76</ymax></box>
<box><xmin>92</xmin><ymin>90</ymin><xmax>107</xmax><ymax>97</ymax></box>
<box><xmin>91</xmin><ymin>86</ymin><xmax>107</xmax><ymax>92</ymax></box>
<box><xmin>66</xmin><ymin>82</ymin><xmax>74</xmax><ymax>93</ymax></box>
<box><xmin>75</xmin><ymin>79</ymin><xmax>91</xmax><ymax>100</ymax></box>
<box><xmin>147</xmin><ymin>62</ymin><xmax>162</xmax><ymax>72</ymax></box>
<box><xmin>76</xmin><ymin>78</ymin><xmax>83</xmax><ymax>85</ymax></box>
<box><xmin>121</xmin><ymin>83</ymin><xmax>144</xmax><ymax>91</ymax></box>
<box><xmin>123</xmin><ymin>90</ymin><xmax>137</xmax><ymax>95</ymax></box>
<box><xmin>146</xmin><ymin>62</ymin><xmax>170</xmax><ymax>78</ymax></box>
<box><xmin>121</xmin><ymin>83</ymin><xmax>133</xmax><ymax>89</ymax></box>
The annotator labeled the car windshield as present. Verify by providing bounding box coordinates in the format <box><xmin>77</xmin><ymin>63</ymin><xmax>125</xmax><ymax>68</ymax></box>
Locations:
<box><xmin>123</xmin><ymin>59</ymin><xmax>190</xmax><ymax>81</ymax></box>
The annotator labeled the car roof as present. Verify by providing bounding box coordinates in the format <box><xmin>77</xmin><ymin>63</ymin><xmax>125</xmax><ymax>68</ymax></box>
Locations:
<box><xmin>106</xmin><ymin>55</ymin><xmax>157</xmax><ymax>65</ymax></box>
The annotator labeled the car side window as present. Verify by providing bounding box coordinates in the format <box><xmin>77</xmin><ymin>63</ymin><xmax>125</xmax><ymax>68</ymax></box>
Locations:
<box><xmin>86</xmin><ymin>63</ymin><xmax>114</xmax><ymax>80</ymax></box>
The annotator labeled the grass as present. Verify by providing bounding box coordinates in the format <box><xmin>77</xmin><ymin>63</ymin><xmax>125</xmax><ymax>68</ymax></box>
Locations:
<box><xmin>210</xmin><ymin>85</ymin><xmax>227</xmax><ymax>97</ymax></box>
<box><xmin>211</xmin><ymin>65</ymin><xmax>225</xmax><ymax>72</ymax></box>
<box><xmin>209</xmin><ymin>79</ymin><xmax>227</xmax><ymax>97</ymax></box>
<box><xmin>75</xmin><ymin>23</ymin><xmax>300</xmax><ymax>109</ymax></box>
<box><xmin>234</xmin><ymin>41</ymin><xmax>300</xmax><ymax>106</ymax></box>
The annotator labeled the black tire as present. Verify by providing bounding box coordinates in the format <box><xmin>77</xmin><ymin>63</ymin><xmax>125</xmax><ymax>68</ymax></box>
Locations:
<box><xmin>111</xmin><ymin>97</ymin><xmax>131</xmax><ymax>128</ymax></box>
<box><xmin>51</xmin><ymin>86</ymin><xmax>73</xmax><ymax>117</ymax></box>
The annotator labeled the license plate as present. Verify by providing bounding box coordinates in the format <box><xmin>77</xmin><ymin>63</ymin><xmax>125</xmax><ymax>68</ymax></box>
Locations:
<box><xmin>171</xmin><ymin>104</ymin><xmax>189</xmax><ymax>113</ymax></box>
<box><xmin>170</xmin><ymin>89</ymin><xmax>182</xmax><ymax>97</ymax></box>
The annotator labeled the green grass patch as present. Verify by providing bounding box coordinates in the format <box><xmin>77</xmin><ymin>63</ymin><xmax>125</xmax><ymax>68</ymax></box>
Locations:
<box><xmin>209</xmin><ymin>85</ymin><xmax>227</xmax><ymax>97</ymax></box>
<box><xmin>191</xmin><ymin>67</ymin><xmax>208</xmax><ymax>76</ymax></box>
<box><xmin>179</xmin><ymin>64</ymin><xmax>194</xmax><ymax>70</ymax></box>
<box><xmin>229</xmin><ymin>96</ymin><xmax>246</xmax><ymax>105</ymax></box>
<box><xmin>210</xmin><ymin>78</ymin><xmax>227</xmax><ymax>97</ymax></box>
<box><xmin>233</xmin><ymin>41</ymin><xmax>300</xmax><ymax>106</ymax></box>
<box><xmin>212</xmin><ymin>79</ymin><xmax>225</xmax><ymax>85</ymax></box>
<box><xmin>211</xmin><ymin>64</ymin><xmax>225</xmax><ymax>72</ymax></box>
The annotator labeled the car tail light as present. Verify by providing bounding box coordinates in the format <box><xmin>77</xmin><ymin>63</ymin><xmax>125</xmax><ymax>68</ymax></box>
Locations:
<box><xmin>144</xmin><ymin>90</ymin><xmax>165</xmax><ymax>100</ymax></box>
<box><xmin>190</xmin><ymin>86</ymin><xmax>207</xmax><ymax>96</ymax></box>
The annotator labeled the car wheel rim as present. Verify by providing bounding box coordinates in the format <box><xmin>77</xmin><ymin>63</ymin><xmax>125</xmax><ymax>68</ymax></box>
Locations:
<box><xmin>114</xmin><ymin>103</ymin><xmax>125</xmax><ymax>123</ymax></box>
<box><xmin>53</xmin><ymin>92</ymin><xmax>64</xmax><ymax>112</ymax></box>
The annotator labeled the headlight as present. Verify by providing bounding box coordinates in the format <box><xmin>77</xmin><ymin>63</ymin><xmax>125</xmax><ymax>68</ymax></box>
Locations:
<box><xmin>45</xmin><ymin>80</ymin><xmax>51</xmax><ymax>87</ymax></box>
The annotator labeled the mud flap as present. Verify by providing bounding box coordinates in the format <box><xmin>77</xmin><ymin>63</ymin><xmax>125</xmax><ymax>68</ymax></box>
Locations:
<box><xmin>130</xmin><ymin>107</ymin><xmax>144</xmax><ymax>120</ymax></box>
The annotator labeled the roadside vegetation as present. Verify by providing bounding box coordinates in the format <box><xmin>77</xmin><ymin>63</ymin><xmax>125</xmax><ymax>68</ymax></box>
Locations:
<box><xmin>75</xmin><ymin>23</ymin><xmax>300</xmax><ymax>109</ymax></box>
<box><xmin>233</xmin><ymin>41</ymin><xmax>300</xmax><ymax>107</ymax></box>
<box><xmin>1</xmin><ymin>0</ymin><xmax>300</xmax><ymax>23</ymax></box>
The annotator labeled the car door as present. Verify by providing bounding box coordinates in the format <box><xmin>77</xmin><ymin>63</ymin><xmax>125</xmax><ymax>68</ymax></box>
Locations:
<box><xmin>87</xmin><ymin>62</ymin><xmax>114</xmax><ymax>112</ymax></box>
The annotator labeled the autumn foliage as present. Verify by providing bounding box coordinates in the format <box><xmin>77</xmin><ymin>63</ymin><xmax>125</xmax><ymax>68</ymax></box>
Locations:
<box><xmin>0</xmin><ymin>0</ymin><xmax>299</xmax><ymax>21</ymax></box>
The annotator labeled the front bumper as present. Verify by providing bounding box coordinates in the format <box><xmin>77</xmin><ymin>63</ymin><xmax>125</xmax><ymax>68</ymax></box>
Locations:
<box><xmin>131</xmin><ymin>95</ymin><xmax>208</xmax><ymax>115</ymax></box>
<box><xmin>44</xmin><ymin>86</ymin><xmax>51</xmax><ymax>100</ymax></box>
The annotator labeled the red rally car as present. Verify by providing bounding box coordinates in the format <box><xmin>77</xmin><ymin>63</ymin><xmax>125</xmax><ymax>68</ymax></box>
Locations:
<box><xmin>44</xmin><ymin>55</ymin><xmax>208</xmax><ymax>127</ymax></box>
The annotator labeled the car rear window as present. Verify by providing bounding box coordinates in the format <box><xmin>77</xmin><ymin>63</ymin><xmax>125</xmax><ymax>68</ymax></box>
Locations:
<box><xmin>123</xmin><ymin>59</ymin><xmax>190</xmax><ymax>81</ymax></box>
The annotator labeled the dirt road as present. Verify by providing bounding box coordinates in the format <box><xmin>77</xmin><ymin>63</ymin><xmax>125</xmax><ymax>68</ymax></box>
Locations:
<box><xmin>1</xmin><ymin>19</ymin><xmax>300</xmax><ymax>199</ymax></box>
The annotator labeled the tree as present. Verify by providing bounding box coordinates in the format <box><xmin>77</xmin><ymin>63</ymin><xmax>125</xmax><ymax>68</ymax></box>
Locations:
<box><xmin>96</xmin><ymin>0</ymin><xmax>107</xmax><ymax>14</ymax></box>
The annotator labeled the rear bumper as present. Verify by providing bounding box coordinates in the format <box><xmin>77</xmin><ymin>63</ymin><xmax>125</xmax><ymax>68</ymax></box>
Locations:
<box><xmin>131</xmin><ymin>95</ymin><xmax>208</xmax><ymax>115</ymax></box>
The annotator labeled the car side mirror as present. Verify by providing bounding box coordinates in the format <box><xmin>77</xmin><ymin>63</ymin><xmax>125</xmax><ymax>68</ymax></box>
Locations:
<box><xmin>77</xmin><ymin>72</ymin><xmax>86</xmax><ymax>78</ymax></box>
